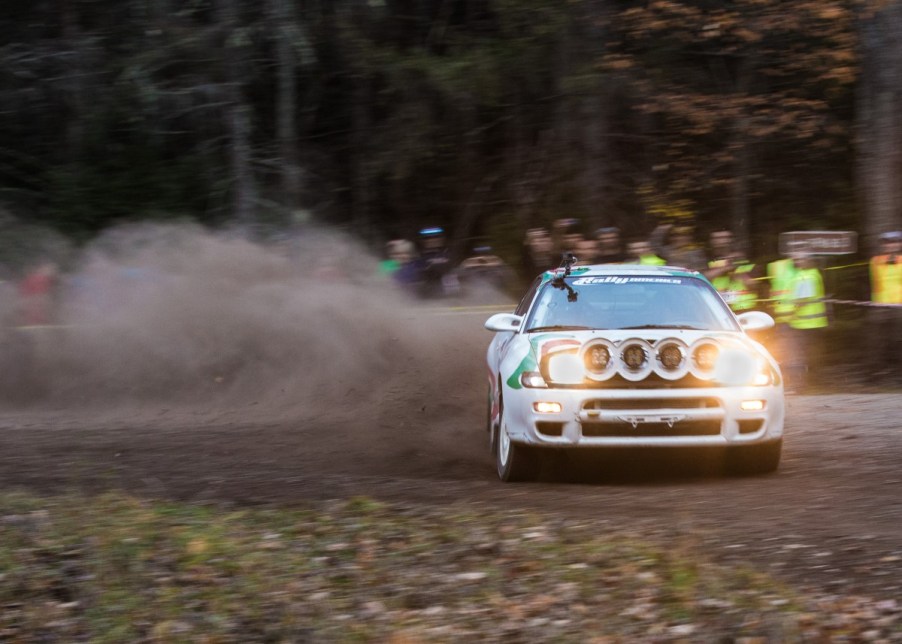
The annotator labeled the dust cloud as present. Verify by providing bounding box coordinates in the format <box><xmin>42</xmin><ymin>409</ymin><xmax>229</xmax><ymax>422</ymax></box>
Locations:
<box><xmin>1</xmin><ymin>224</ymin><xmax>507</xmax><ymax>421</ymax></box>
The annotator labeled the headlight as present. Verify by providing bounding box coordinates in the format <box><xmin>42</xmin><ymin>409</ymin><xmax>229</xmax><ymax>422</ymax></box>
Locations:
<box><xmin>539</xmin><ymin>339</ymin><xmax>582</xmax><ymax>385</ymax></box>
<box><xmin>617</xmin><ymin>338</ymin><xmax>655</xmax><ymax>381</ymax></box>
<box><xmin>545</xmin><ymin>351</ymin><xmax>584</xmax><ymax>385</ymax></box>
<box><xmin>711</xmin><ymin>344</ymin><xmax>775</xmax><ymax>386</ymax></box>
<box><xmin>654</xmin><ymin>338</ymin><xmax>690</xmax><ymax>381</ymax></box>
<box><xmin>580</xmin><ymin>339</ymin><xmax>618</xmax><ymax>381</ymax></box>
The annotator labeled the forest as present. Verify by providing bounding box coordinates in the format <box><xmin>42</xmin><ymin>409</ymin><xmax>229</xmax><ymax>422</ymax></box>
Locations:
<box><xmin>1</xmin><ymin>0</ymin><xmax>900</xmax><ymax>265</ymax></box>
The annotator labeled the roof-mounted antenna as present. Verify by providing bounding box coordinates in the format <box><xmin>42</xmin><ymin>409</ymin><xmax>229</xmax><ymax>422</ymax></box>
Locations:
<box><xmin>559</xmin><ymin>252</ymin><xmax>577</xmax><ymax>277</ymax></box>
<box><xmin>552</xmin><ymin>252</ymin><xmax>579</xmax><ymax>302</ymax></box>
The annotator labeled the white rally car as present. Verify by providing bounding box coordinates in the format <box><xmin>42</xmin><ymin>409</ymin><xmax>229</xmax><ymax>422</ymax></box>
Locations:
<box><xmin>485</xmin><ymin>262</ymin><xmax>784</xmax><ymax>481</ymax></box>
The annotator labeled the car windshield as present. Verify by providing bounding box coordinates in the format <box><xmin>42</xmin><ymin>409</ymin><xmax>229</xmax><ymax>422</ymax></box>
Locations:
<box><xmin>524</xmin><ymin>275</ymin><xmax>739</xmax><ymax>332</ymax></box>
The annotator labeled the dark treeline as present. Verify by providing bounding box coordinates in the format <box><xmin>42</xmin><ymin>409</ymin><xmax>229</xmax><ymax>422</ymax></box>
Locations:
<box><xmin>1</xmin><ymin>0</ymin><xmax>900</xmax><ymax>262</ymax></box>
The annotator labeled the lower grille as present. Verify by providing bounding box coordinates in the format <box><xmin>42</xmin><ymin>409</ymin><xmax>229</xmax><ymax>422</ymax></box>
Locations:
<box><xmin>583</xmin><ymin>397</ymin><xmax>721</xmax><ymax>411</ymax></box>
<box><xmin>582</xmin><ymin>420</ymin><xmax>722</xmax><ymax>437</ymax></box>
<box><xmin>738</xmin><ymin>419</ymin><xmax>764</xmax><ymax>434</ymax></box>
<box><xmin>536</xmin><ymin>421</ymin><xmax>564</xmax><ymax>437</ymax></box>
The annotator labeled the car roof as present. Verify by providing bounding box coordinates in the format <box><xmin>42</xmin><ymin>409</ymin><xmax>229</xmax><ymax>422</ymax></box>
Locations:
<box><xmin>541</xmin><ymin>264</ymin><xmax>703</xmax><ymax>280</ymax></box>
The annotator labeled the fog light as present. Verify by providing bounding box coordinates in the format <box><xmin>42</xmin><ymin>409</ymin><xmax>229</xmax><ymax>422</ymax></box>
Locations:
<box><xmin>740</xmin><ymin>400</ymin><xmax>765</xmax><ymax>411</ymax></box>
<box><xmin>534</xmin><ymin>401</ymin><xmax>562</xmax><ymax>414</ymax></box>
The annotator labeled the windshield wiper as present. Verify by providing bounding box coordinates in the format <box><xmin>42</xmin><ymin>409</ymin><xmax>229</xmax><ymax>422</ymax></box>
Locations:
<box><xmin>620</xmin><ymin>324</ymin><xmax>704</xmax><ymax>330</ymax></box>
<box><xmin>526</xmin><ymin>325</ymin><xmax>595</xmax><ymax>332</ymax></box>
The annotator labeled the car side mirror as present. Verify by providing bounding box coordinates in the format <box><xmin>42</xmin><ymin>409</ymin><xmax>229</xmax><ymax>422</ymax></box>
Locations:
<box><xmin>484</xmin><ymin>313</ymin><xmax>523</xmax><ymax>333</ymax></box>
<box><xmin>736</xmin><ymin>310</ymin><xmax>775</xmax><ymax>332</ymax></box>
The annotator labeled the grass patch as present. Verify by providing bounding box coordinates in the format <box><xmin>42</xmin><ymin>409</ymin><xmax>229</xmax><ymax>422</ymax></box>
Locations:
<box><xmin>0</xmin><ymin>492</ymin><xmax>897</xmax><ymax>641</ymax></box>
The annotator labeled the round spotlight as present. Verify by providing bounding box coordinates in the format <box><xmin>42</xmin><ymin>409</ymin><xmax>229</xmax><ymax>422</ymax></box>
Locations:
<box><xmin>696</xmin><ymin>345</ymin><xmax>718</xmax><ymax>370</ymax></box>
<box><xmin>617</xmin><ymin>339</ymin><xmax>655</xmax><ymax>381</ymax></box>
<box><xmin>654</xmin><ymin>338</ymin><xmax>690</xmax><ymax>380</ymax></box>
<box><xmin>659</xmin><ymin>344</ymin><xmax>683</xmax><ymax>369</ymax></box>
<box><xmin>586</xmin><ymin>344</ymin><xmax>610</xmax><ymax>370</ymax></box>
<box><xmin>623</xmin><ymin>345</ymin><xmax>647</xmax><ymax>370</ymax></box>
<box><xmin>689</xmin><ymin>339</ymin><xmax>721</xmax><ymax>379</ymax></box>
<box><xmin>579</xmin><ymin>339</ymin><xmax>618</xmax><ymax>381</ymax></box>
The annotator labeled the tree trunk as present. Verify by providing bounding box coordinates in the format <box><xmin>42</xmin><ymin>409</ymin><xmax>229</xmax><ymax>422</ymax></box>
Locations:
<box><xmin>731</xmin><ymin>114</ymin><xmax>751</xmax><ymax>253</ymax></box>
<box><xmin>350</xmin><ymin>74</ymin><xmax>371</xmax><ymax>237</ymax></box>
<box><xmin>730</xmin><ymin>56</ymin><xmax>753</xmax><ymax>253</ymax></box>
<box><xmin>579</xmin><ymin>0</ymin><xmax>611</xmax><ymax>230</ymax></box>
<box><xmin>581</xmin><ymin>90</ymin><xmax>608</xmax><ymax>231</ymax></box>
<box><xmin>217</xmin><ymin>0</ymin><xmax>257</xmax><ymax>228</ymax></box>
<box><xmin>229</xmin><ymin>104</ymin><xmax>256</xmax><ymax>228</ymax></box>
<box><xmin>59</xmin><ymin>0</ymin><xmax>86</xmax><ymax>163</ymax></box>
<box><xmin>270</xmin><ymin>0</ymin><xmax>303</xmax><ymax>215</ymax></box>
<box><xmin>857</xmin><ymin>2</ymin><xmax>902</xmax><ymax>255</ymax></box>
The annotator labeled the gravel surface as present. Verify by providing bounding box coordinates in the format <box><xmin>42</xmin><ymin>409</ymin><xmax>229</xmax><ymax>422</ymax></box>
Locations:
<box><xmin>2</xmin><ymin>359</ymin><xmax>901</xmax><ymax>604</ymax></box>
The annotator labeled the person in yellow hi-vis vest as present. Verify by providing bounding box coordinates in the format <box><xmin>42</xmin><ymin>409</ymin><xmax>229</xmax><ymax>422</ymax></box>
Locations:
<box><xmin>765</xmin><ymin>255</ymin><xmax>797</xmax><ymax>374</ymax></box>
<box><xmin>869</xmin><ymin>231</ymin><xmax>902</xmax><ymax>380</ymax></box>
<box><xmin>627</xmin><ymin>240</ymin><xmax>666</xmax><ymax>265</ymax></box>
<box><xmin>784</xmin><ymin>251</ymin><xmax>828</xmax><ymax>392</ymax></box>
<box><xmin>704</xmin><ymin>231</ymin><xmax>759</xmax><ymax>312</ymax></box>
<box><xmin>767</xmin><ymin>257</ymin><xmax>797</xmax><ymax>325</ymax></box>
<box><xmin>708</xmin><ymin>254</ymin><xmax>757</xmax><ymax>312</ymax></box>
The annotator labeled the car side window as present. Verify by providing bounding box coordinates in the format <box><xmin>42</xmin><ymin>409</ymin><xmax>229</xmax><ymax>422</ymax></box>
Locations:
<box><xmin>514</xmin><ymin>277</ymin><xmax>542</xmax><ymax>317</ymax></box>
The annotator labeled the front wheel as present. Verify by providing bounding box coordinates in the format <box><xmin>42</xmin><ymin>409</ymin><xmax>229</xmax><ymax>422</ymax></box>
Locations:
<box><xmin>486</xmin><ymin>384</ymin><xmax>496</xmax><ymax>454</ymax></box>
<box><xmin>494</xmin><ymin>399</ymin><xmax>540</xmax><ymax>482</ymax></box>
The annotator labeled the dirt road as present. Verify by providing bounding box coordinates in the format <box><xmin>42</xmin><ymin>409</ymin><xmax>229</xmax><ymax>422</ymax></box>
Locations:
<box><xmin>2</xmin><ymin>304</ymin><xmax>901</xmax><ymax>602</ymax></box>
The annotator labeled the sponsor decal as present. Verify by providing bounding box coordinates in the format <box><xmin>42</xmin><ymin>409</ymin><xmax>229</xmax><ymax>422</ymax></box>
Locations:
<box><xmin>572</xmin><ymin>276</ymin><xmax>683</xmax><ymax>286</ymax></box>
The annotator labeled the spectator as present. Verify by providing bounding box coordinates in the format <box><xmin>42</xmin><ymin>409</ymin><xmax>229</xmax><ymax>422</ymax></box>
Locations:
<box><xmin>574</xmin><ymin>239</ymin><xmax>599</xmax><ymax>265</ymax></box>
<box><xmin>412</xmin><ymin>227</ymin><xmax>458</xmax><ymax>298</ymax></box>
<box><xmin>551</xmin><ymin>218</ymin><xmax>583</xmax><ymax>258</ymax></box>
<box><xmin>379</xmin><ymin>239</ymin><xmax>415</xmax><ymax>277</ymax></box>
<box><xmin>522</xmin><ymin>228</ymin><xmax>555</xmax><ymax>278</ymax></box>
<box><xmin>459</xmin><ymin>246</ymin><xmax>516</xmax><ymax>295</ymax></box>
<box><xmin>649</xmin><ymin>223</ymin><xmax>707</xmax><ymax>272</ymax></box>
<box><xmin>766</xmin><ymin>253</ymin><xmax>797</xmax><ymax>325</ymax></box>
<box><xmin>784</xmin><ymin>250</ymin><xmax>828</xmax><ymax>392</ymax></box>
<box><xmin>704</xmin><ymin>230</ymin><xmax>736</xmax><ymax>282</ymax></box>
<box><xmin>595</xmin><ymin>227</ymin><xmax>627</xmax><ymax>263</ymax></box>
<box><xmin>705</xmin><ymin>230</ymin><xmax>759</xmax><ymax>312</ymax></box>
<box><xmin>869</xmin><ymin>231</ymin><xmax>902</xmax><ymax>379</ymax></box>
<box><xmin>18</xmin><ymin>260</ymin><xmax>58</xmax><ymax>326</ymax></box>
<box><xmin>626</xmin><ymin>240</ymin><xmax>666</xmax><ymax>265</ymax></box>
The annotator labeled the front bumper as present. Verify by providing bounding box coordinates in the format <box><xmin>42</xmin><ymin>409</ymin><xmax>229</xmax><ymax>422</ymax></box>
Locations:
<box><xmin>506</xmin><ymin>386</ymin><xmax>784</xmax><ymax>448</ymax></box>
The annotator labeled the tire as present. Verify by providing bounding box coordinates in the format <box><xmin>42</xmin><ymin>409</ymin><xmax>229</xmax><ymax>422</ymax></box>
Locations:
<box><xmin>486</xmin><ymin>384</ymin><xmax>496</xmax><ymax>454</ymax></box>
<box><xmin>494</xmin><ymin>393</ymin><xmax>540</xmax><ymax>482</ymax></box>
<box><xmin>727</xmin><ymin>439</ymin><xmax>782</xmax><ymax>475</ymax></box>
